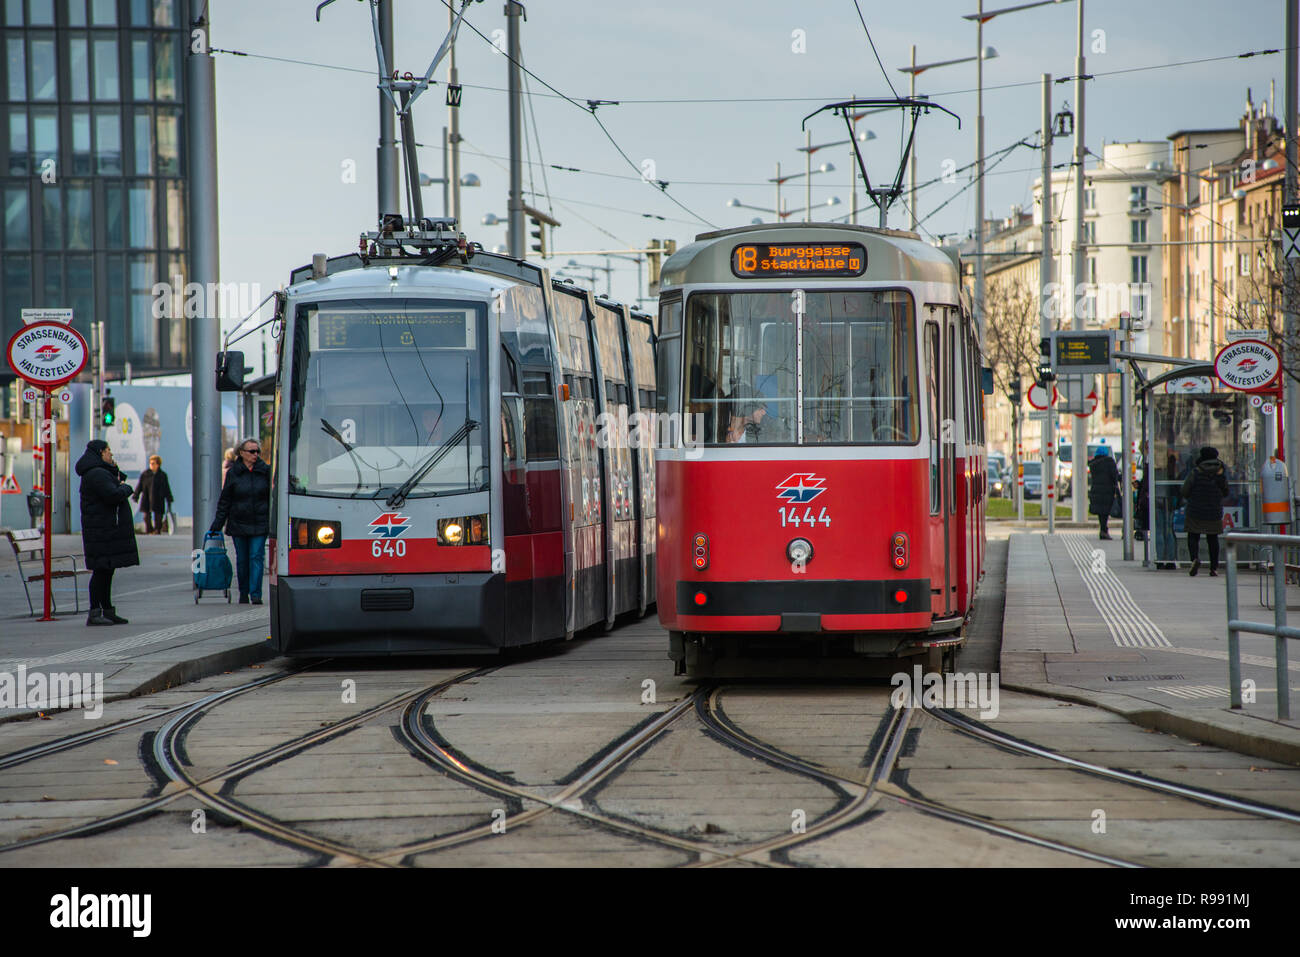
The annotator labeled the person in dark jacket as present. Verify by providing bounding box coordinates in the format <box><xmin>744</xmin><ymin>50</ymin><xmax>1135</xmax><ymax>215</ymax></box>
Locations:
<box><xmin>76</xmin><ymin>439</ymin><xmax>139</xmax><ymax>625</ymax></box>
<box><xmin>210</xmin><ymin>437</ymin><xmax>271</xmax><ymax>604</ymax></box>
<box><xmin>1181</xmin><ymin>446</ymin><xmax>1229</xmax><ymax>576</ymax></box>
<box><xmin>1087</xmin><ymin>445</ymin><xmax>1121</xmax><ymax>540</ymax></box>
<box><xmin>133</xmin><ymin>455</ymin><xmax>174</xmax><ymax>534</ymax></box>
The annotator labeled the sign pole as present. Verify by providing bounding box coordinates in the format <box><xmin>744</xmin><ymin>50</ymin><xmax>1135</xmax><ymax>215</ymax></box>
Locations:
<box><xmin>1120</xmin><ymin>319</ymin><xmax>1133</xmax><ymax>561</ymax></box>
<box><xmin>41</xmin><ymin>388</ymin><xmax>54</xmax><ymax>621</ymax></box>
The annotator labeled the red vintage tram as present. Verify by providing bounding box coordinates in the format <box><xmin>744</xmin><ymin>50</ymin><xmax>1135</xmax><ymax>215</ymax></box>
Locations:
<box><xmin>654</xmin><ymin>223</ymin><xmax>986</xmax><ymax>675</ymax></box>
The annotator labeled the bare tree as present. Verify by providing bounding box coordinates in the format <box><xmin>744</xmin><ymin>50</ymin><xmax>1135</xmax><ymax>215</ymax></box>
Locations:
<box><xmin>984</xmin><ymin>274</ymin><xmax>1042</xmax><ymax>403</ymax></box>
<box><xmin>1221</xmin><ymin>240</ymin><xmax>1300</xmax><ymax>382</ymax></box>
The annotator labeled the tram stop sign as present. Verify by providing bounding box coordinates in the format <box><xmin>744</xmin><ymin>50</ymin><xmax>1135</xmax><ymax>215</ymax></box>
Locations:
<box><xmin>6</xmin><ymin>321</ymin><xmax>89</xmax><ymax>389</ymax></box>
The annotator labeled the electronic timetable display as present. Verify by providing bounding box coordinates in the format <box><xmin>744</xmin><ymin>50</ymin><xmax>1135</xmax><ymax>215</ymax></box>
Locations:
<box><xmin>731</xmin><ymin>242</ymin><xmax>868</xmax><ymax>278</ymax></box>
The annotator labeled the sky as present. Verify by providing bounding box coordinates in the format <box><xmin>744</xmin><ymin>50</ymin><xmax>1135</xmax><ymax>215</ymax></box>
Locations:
<box><xmin>209</xmin><ymin>0</ymin><xmax>1288</xmax><ymax>371</ymax></box>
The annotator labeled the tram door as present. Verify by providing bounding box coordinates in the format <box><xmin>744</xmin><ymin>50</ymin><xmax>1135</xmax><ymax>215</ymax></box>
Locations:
<box><xmin>626</xmin><ymin>314</ymin><xmax>658</xmax><ymax>616</ymax></box>
<box><xmin>925</xmin><ymin>319</ymin><xmax>948</xmax><ymax>618</ymax></box>
<box><xmin>593</xmin><ymin>302</ymin><xmax>638</xmax><ymax>623</ymax></box>
<box><xmin>943</xmin><ymin>311</ymin><xmax>959</xmax><ymax>616</ymax></box>
<box><xmin>551</xmin><ymin>286</ymin><xmax>607</xmax><ymax>633</ymax></box>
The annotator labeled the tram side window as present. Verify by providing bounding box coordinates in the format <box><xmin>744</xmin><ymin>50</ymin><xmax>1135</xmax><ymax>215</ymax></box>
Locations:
<box><xmin>656</xmin><ymin>299</ymin><xmax>682</xmax><ymax>415</ymax></box>
<box><xmin>926</xmin><ymin>323</ymin><xmax>940</xmax><ymax>514</ymax></box>
<box><xmin>522</xmin><ymin>370</ymin><xmax>558</xmax><ymax>461</ymax></box>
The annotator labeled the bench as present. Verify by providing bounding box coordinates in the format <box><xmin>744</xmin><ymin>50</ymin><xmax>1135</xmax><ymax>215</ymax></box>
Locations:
<box><xmin>3</xmin><ymin>529</ymin><xmax>88</xmax><ymax>616</ymax></box>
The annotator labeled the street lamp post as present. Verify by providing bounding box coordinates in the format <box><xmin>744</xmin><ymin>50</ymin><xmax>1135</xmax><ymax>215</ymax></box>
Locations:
<box><xmin>898</xmin><ymin>46</ymin><xmax>997</xmax><ymax>233</ymax></box>
<box><xmin>771</xmin><ymin>160</ymin><xmax>838</xmax><ymax>223</ymax></box>
<box><xmin>798</xmin><ymin>130</ymin><xmax>875</xmax><ymax>224</ymax></box>
<box><xmin>727</xmin><ymin>197</ymin><xmax>842</xmax><ymax>223</ymax></box>
<box><xmin>963</xmin><ymin>0</ymin><xmax>1078</xmax><ymax>509</ymax></box>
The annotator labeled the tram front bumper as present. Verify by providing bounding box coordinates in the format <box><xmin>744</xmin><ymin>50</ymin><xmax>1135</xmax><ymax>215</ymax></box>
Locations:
<box><xmin>272</xmin><ymin>573</ymin><xmax>505</xmax><ymax>655</ymax></box>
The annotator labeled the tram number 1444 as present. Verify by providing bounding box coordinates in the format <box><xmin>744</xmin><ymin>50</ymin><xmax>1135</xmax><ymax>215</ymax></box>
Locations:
<box><xmin>372</xmin><ymin>539</ymin><xmax>408</xmax><ymax>558</ymax></box>
<box><xmin>779</xmin><ymin>507</ymin><xmax>831</xmax><ymax>528</ymax></box>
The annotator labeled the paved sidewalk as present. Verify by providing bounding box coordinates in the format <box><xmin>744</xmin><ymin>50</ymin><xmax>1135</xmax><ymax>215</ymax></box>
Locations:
<box><xmin>0</xmin><ymin>531</ymin><xmax>272</xmax><ymax>723</ymax></box>
<box><xmin>1002</xmin><ymin>530</ymin><xmax>1300</xmax><ymax>765</ymax></box>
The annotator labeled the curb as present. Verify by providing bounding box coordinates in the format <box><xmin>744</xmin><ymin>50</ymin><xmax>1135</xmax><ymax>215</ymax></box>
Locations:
<box><xmin>0</xmin><ymin>635</ymin><xmax>275</xmax><ymax>726</ymax></box>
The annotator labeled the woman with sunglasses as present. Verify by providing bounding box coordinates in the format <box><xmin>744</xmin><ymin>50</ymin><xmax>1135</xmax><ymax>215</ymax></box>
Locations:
<box><xmin>209</xmin><ymin>437</ymin><xmax>271</xmax><ymax>604</ymax></box>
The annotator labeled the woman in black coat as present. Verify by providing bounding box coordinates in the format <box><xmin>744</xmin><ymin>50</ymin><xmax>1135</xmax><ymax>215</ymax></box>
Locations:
<box><xmin>1087</xmin><ymin>446</ymin><xmax>1121</xmax><ymax>540</ymax></box>
<box><xmin>133</xmin><ymin>455</ymin><xmax>174</xmax><ymax>534</ymax></box>
<box><xmin>210</xmin><ymin>438</ymin><xmax>271</xmax><ymax>603</ymax></box>
<box><xmin>76</xmin><ymin>439</ymin><xmax>139</xmax><ymax>625</ymax></box>
<box><xmin>1181</xmin><ymin>445</ymin><xmax>1230</xmax><ymax>576</ymax></box>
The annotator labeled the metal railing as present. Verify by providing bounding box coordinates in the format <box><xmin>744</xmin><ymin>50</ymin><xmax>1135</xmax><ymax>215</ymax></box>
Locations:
<box><xmin>1224</xmin><ymin>532</ymin><xmax>1296</xmax><ymax>719</ymax></box>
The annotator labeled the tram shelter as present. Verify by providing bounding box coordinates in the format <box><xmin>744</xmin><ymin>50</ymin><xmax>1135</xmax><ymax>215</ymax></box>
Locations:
<box><xmin>1141</xmin><ymin>364</ymin><xmax>1276</xmax><ymax>566</ymax></box>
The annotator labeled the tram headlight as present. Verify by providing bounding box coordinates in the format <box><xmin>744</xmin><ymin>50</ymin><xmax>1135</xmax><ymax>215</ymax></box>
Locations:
<box><xmin>786</xmin><ymin>538</ymin><xmax>814</xmax><ymax>566</ymax></box>
<box><xmin>291</xmin><ymin>519</ymin><xmax>341</xmax><ymax>549</ymax></box>
<box><xmin>467</xmin><ymin>515</ymin><xmax>488</xmax><ymax>545</ymax></box>
<box><xmin>439</xmin><ymin>519</ymin><xmax>465</xmax><ymax>545</ymax></box>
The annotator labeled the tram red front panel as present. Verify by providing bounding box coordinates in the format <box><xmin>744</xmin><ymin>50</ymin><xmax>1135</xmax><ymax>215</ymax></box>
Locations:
<box><xmin>288</xmin><ymin>539</ymin><xmax>491</xmax><ymax>575</ymax></box>
<box><xmin>658</xmin><ymin>456</ymin><xmax>933</xmax><ymax>633</ymax></box>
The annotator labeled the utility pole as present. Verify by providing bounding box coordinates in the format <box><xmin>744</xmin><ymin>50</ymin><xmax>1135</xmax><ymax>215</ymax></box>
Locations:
<box><xmin>187</xmin><ymin>0</ymin><xmax>221</xmax><ymax>550</ymax></box>
<box><xmin>1120</xmin><ymin>315</ymin><xmax>1133</xmax><ymax>560</ymax></box>
<box><xmin>974</xmin><ymin>0</ymin><xmax>987</xmax><ymax>347</ymax></box>
<box><xmin>1070</xmin><ymin>0</ymin><xmax>1088</xmax><ymax>521</ymax></box>
<box><xmin>448</xmin><ymin>0</ymin><xmax>462</xmax><ymax>226</ymax></box>
<box><xmin>376</xmin><ymin>0</ymin><xmax>400</xmax><ymax>218</ymax></box>
<box><xmin>506</xmin><ymin>1</ymin><xmax>525</xmax><ymax>258</ymax></box>
<box><xmin>1285</xmin><ymin>0</ymin><xmax>1299</xmax><ymax>473</ymax></box>
<box><xmin>909</xmin><ymin>45</ymin><xmax>918</xmax><ymax>231</ymax></box>
<box><xmin>1041</xmin><ymin>73</ymin><xmax>1056</xmax><ymax>536</ymax></box>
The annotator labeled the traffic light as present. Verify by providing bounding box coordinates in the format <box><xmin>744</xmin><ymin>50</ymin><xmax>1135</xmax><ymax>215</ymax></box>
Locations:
<box><xmin>100</xmin><ymin>392</ymin><xmax>115</xmax><ymax>427</ymax></box>
<box><xmin>1009</xmin><ymin>375</ymin><xmax>1022</xmax><ymax>404</ymax></box>
<box><xmin>529</xmin><ymin>216</ymin><xmax>547</xmax><ymax>257</ymax></box>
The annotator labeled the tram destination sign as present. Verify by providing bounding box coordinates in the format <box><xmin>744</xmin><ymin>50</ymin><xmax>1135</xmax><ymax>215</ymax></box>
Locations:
<box><xmin>1050</xmin><ymin>330</ymin><xmax>1116</xmax><ymax>376</ymax></box>
<box><xmin>731</xmin><ymin>242</ymin><xmax>867</xmax><ymax>279</ymax></box>
<box><xmin>6</xmin><ymin>320</ymin><xmax>89</xmax><ymax>389</ymax></box>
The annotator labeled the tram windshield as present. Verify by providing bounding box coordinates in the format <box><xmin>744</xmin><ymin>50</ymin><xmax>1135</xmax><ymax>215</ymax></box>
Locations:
<box><xmin>684</xmin><ymin>289</ymin><xmax>918</xmax><ymax>444</ymax></box>
<box><xmin>287</xmin><ymin>298</ymin><xmax>488</xmax><ymax>498</ymax></box>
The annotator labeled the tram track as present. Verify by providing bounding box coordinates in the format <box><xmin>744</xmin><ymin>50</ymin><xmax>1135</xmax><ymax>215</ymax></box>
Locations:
<box><xmin>0</xmin><ymin>666</ymin><xmax>489</xmax><ymax>859</ymax></box>
<box><xmin>929</xmin><ymin>707</ymin><xmax>1300</xmax><ymax>828</ymax></box>
<box><xmin>698</xmin><ymin>685</ymin><xmax>1140</xmax><ymax>867</ymax></box>
<box><xmin>383</xmin><ymin>683</ymin><xmax>727</xmax><ymax>864</ymax></box>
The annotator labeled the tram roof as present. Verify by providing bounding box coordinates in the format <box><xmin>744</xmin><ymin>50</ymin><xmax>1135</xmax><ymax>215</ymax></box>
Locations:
<box><xmin>286</xmin><ymin>256</ymin><xmax>538</xmax><ymax>300</ymax></box>
<box><xmin>660</xmin><ymin>222</ymin><xmax>960</xmax><ymax>290</ymax></box>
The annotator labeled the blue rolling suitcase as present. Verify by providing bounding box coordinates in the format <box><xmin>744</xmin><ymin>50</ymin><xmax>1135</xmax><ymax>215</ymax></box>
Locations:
<box><xmin>195</xmin><ymin>531</ymin><xmax>234</xmax><ymax>603</ymax></box>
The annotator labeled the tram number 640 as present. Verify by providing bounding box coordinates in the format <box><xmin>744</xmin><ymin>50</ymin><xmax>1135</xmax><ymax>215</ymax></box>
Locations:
<box><xmin>779</xmin><ymin>506</ymin><xmax>831</xmax><ymax>528</ymax></box>
<box><xmin>372</xmin><ymin>539</ymin><xmax>408</xmax><ymax>558</ymax></box>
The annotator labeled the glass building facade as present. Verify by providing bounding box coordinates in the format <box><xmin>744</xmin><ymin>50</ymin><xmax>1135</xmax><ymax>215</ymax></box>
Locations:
<box><xmin>1</xmin><ymin>0</ymin><xmax>189</xmax><ymax>401</ymax></box>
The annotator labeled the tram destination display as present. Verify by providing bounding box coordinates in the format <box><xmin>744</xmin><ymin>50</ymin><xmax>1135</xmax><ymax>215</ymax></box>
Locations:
<box><xmin>313</xmin><ymin>307</ymin><xmax>476</xmax><ymax>350</ymax></box>
<box><xmin>731</xmin><ymin>242</ymin><xmax>867</xmax><ymax>278</ymax></box>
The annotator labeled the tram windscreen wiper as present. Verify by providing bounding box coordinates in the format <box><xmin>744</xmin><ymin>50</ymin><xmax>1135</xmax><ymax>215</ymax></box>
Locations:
<box><xmin>320</xmin><ymin>418</ymin><xmax>365</xmax><ymax>496</ymax></box>
<box><xmin>385</xmin><ymin>418</ymin><xmax>478</xmax><ymax>508</ymax></box>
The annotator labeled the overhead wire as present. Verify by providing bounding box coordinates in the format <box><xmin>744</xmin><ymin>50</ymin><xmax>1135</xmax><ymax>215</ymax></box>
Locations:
<box><xmin>431</xmin><ymin>0</ymin><xmax>716</xmax><ymax>228</ymax></box>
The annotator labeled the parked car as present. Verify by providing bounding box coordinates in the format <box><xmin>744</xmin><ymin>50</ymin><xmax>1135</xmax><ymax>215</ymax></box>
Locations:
<box><xmin>1022</xmin><ymin>460</ymin><xmax>1043</xmax><ymax>500</ymax></box>
<box><xmin>988</xmin><ymin>461</ymin><xmax>1008</xmax><ymax>498</ymax></box>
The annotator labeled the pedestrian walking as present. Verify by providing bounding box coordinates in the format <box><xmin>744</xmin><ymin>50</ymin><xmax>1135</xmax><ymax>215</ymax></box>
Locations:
<box><xmin>1181</xmin><ymin>446</ymin><xmax>1229</xmax><ymax>577</ymax></box>
<box><xmin>221</xmin><ymin>447</ymin><xmax>237</xmax><ymax>486</ymax></box>
<box><xmin>75</xmin><ymin>439</ymin><xmax>139</xmax><ymax>625</ymax></box>
<box><xmin>210</xmin><ymin>437</ymin><xmax>271</xmax><ymax>604</ymax></box>
<box><xmin>132</xmin><ymin>454</ymin><xmax>174</xmax><ymax>534</ymax></box>
<box><xmin>1087</xmin><ymin>445</ymin><xmax>1121</xmax><ymax>540</ymax></box>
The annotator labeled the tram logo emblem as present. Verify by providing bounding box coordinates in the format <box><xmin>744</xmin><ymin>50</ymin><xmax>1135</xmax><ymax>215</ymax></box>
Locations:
<box><xmin>368</xmin><ymin>512</ymin><xmax>411</xmax><ymax>538</ymax></box>
<box><xmin>1237</xmin><ymin>358</ymin><xmax>1259</xmax><ymax>371</ymax></box>
<box><xmin>34</xmin><ymin>344</ymin><xmax>61</xmax><ymax>363</ymax></box>
<box><xmin>775</xmin><ymin>473</ymin><xmax>827</xmax><ymax>504</ymax></box>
